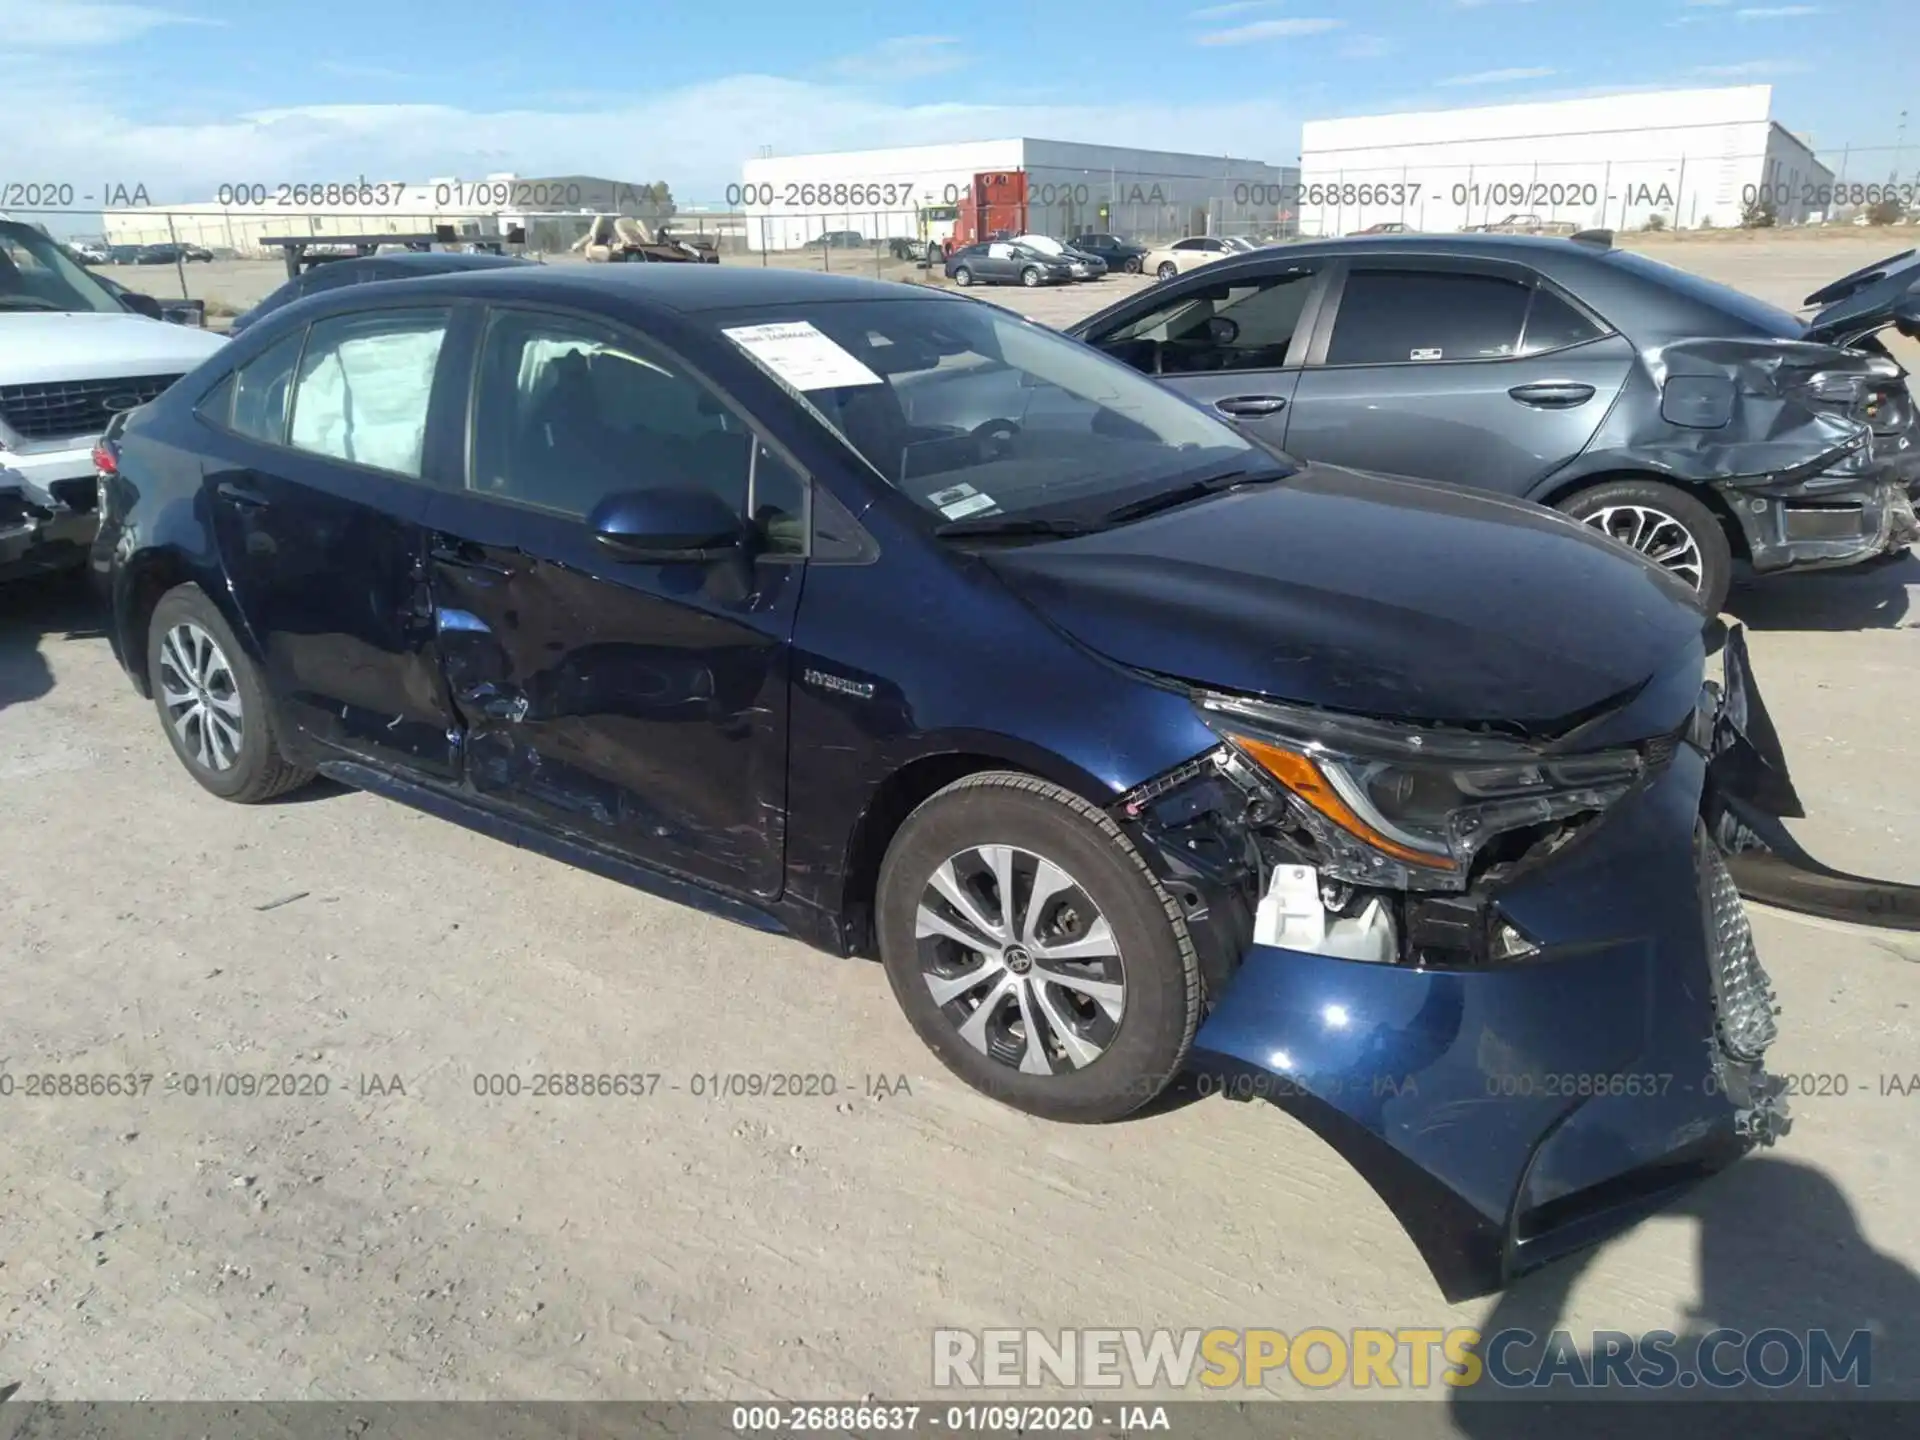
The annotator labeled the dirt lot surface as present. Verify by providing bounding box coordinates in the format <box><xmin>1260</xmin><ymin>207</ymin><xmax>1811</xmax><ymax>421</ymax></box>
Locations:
<box><xmin>5</xmin><ymin>236</ymin><xmax>1920</xmax><ymax>1417</ymax></box>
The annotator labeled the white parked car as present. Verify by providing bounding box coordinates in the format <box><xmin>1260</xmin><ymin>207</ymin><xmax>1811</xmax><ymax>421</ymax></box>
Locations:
<box><xmin>1</xmin><ymin>219</ymin><xmax>226</xmax><ymax>581</ymax></box>
<box><xmin>1140</xmin><ymin>235</ymin><xmax>1253</xmax><ymax>282</ymax></box>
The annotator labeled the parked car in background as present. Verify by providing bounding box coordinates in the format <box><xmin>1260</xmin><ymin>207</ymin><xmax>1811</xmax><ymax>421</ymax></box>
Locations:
<box><xmin>1352</xmin><ymin>222</ymin><xmax>1410</xmax><ymax>236</ymax></box>
<box><xmin>0</xmin><ymin>218</ymin><xmax>225</xmax><ymax>581</ymax></box>
<box><xmin>68</xmin><ymin>241</ymin><xmax>111</xmax><ymax>265</ymax></box>
<box><xmin>1070</xmin><ymin>232</ymin><xmax>1920</xmax><ymax>613</ymax></box>
<box><xmin>1140</xmin><ymin>236</ymin><xmax>1240</xmax><ymax>282</ymax></box>
<box><xmin>944</xmin><ymin>240</ymin><xmax>1075</xmax><ymax>288</ymax></box>
<box><xmin>181</xmin><ymin>244</ymin><xmax>214</xmax><ymax>262</ymax></box>
<box><xmin>93</xmin><ymin>261</ymin><xmax>1799</xmax><ymax>1303</ymax></box>
<box><xmin>108</xmin><ymin>245</ymin><xmax>142</xmax><ymax>265</ymax></box>
<box><xmin>816</xmin><ymin>230</ymin><xmax>867</xmax><ymax>249</ymax></box>
<box><xmin>135</xmin><ymin>244</ymin><xmax>185</xmax><ymax>265</ymax></box>
<box><xmin>93</xmin><ymin>273</ymin><xmax>209</xmax><ymax>328</ymax></box>
<box><xmin>1008</xmin><ymin>235</ymin><xmax>1107</xmax><ymax>280</ymax></box>
<box><xmin>1069</xmin><ymin>233</ymin><xmax>1151</xmax><ymax>274</ymax></box>
<box><xmin>228</xmin><ymin>251</ymin><xmax>535</xmax><ymax>335</ymax></box>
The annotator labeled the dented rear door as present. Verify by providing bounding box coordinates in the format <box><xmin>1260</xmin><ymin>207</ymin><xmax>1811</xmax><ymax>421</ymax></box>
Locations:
<box><xmin>422</xmin><ymin>305</ymin><xmax>802</xmax><ymax>901</ymax></box>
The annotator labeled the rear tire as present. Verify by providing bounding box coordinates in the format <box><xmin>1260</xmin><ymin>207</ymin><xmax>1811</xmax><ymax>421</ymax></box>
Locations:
<box><xmin>876</xmin><ymin>772</ymin><xmax>1202</xmax><ymax>1124</ymax></box>
<box><xmin>1555</xmin><ymin>478</ymin><xmax>1732</xmax><ymax>615</ymax></box>
<box><xmin>145</xmin><ymin>584</ymin><xmax>315</xmax><ymax>803</ymax></box>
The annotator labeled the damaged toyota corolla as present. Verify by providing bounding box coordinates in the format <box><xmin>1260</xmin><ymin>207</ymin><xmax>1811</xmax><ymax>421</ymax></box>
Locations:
<box><xmin>96</xmin><ymin>265</ymin><xmax>1807</xmax><ymax>1300</ymax></box>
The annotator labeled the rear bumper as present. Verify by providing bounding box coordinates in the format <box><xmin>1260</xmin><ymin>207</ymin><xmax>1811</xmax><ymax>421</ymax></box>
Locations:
<box><xmin>1718</xmin><ymin>470</ymin><xmax>1916</xmax><ymax>574</ymax></box>
<box><xmin>1188</xmin><ymin>734</ymin><xmax>1787</xmax><ymax>1302</ymax></box>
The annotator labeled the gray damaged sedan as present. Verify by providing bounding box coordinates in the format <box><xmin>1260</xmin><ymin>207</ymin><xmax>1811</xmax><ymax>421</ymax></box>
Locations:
<box><xmin>1071</xmin><ymin>232</ymin><xmax>1920</xmax><ymax>614</ymax></box>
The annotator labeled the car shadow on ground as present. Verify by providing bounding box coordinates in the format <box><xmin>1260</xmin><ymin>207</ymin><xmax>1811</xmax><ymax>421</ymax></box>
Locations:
<box><xmin>1725</xmin><ymin>552</ymin><xmax>1917</xmax><ymax>631</ymax></box>
<box><xmin>0</xmin><ymin>572</ymin><xmax>105</xmax><ymax>714</ymax></box>
<box><xmin>1444</xmin><ymin>1155</ymin><xmax>1920</xmax><ymax>1434</ymax></box>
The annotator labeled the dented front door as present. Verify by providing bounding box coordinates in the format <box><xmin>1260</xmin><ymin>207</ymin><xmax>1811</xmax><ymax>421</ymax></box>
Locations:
<box><xmin>422</xmin><ymin>488</ymin><xmax>800</xmax><ymax>900</ymax></box>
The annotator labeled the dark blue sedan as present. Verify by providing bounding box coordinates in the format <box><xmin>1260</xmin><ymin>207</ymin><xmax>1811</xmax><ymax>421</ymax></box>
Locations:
<box><xmin>92</xmin><ymin>263</ymin><xmax>1797</xmax><ymax>1300</ymax></box>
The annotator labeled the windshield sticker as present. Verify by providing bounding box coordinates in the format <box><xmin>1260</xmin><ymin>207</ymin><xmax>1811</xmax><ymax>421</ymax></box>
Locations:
<box><xmin>1410</xmin><ymin>347</ymin><xmax>1443</xmax><ymax>361</ymax></box>
<box><xmin>926</xmin><ymin>482</ymin><xmax>978</xmax><ymax>507</ymax></box>
<box><xmin>937</xmin><ymin>492</ymin><xmax>998</xmax><ymax>521</ymax></box>
<box><xmin>721</xmin><ymin>321</ymin><xmax>882</xmax><ymax>391</ymax></box>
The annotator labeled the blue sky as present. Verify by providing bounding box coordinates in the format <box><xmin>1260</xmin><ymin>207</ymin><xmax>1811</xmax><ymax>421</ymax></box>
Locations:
<box><xmin>5</xmin><ymin>0</ymin><xmax>1914</xmax><ymax>206</ymax></box>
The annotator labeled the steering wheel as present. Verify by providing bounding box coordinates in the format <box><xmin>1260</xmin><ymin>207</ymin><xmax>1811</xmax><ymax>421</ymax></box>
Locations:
<box><xmin>970</xmin><ymin>418</ymin><xmax>1021</xmax><ymax>462</ymax></box>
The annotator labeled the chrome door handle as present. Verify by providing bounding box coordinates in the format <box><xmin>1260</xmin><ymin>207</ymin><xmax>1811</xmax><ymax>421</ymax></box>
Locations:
<box><xmin>1213</xmin><ymin>395</ymin><xmax>1288</xmax><ymax>418</ymax></box>
<box><xmin>1508</xmin><ymin>382</ymin><xmax>1596</xmax><ymax>408</ymax></box>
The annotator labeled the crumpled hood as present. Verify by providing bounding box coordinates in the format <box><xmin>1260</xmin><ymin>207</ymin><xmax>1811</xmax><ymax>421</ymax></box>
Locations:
<box><xmin>0</xmin><ymin>310</ymin><xmax>226</xmax><ymax>385</ymax></box>
<box><xmin>981</xmin><ymin>464</ymin><xmax>1707</xmax><ymax>732</ymax></box>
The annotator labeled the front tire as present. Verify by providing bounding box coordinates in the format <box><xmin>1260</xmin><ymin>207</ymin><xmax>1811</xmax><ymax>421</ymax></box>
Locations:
<box><xmin>146</xmin><ymin>584</ymin><xmax>315</xmax><ymax>803</ymax></box>
<box><xmin>877</xmin><ymin>772</ymin><xmax>1203</xmax><ymax>1124</ymax></box>
<box><xmin>1124</xmin><ymin>256</ymin><xmax>1143</xmax><ymax>274</ymax></box>
<box><xmin>1020</xmin><ymin>266</ymin><xmax>1043</xmax><ymax>288</ymax></box>
<box><xmin>1555</xmin><ymin>478</ymin><xmax>1732</xmax><ymax>615</ymax></box>
<box><xmin>952</xmin><ymin>265</ymin><xmax>972</xmax><ymax>287</ymax></box>
<box><xmin>1156</xmin><ymin>261</ymin><xmax>1178</xmax><ymax>281</ymax></box>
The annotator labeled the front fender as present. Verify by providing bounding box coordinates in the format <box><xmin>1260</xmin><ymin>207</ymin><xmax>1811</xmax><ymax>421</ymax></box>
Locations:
<box><xmin>1188</xmin><ymin>745</ymin><xmax>1765</xmax><ymax>1300</ymax></box>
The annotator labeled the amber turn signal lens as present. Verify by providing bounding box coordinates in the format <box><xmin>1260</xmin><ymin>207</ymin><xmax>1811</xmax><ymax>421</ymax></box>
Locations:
<box><xmin>1228</xmin><ymin>733</ymin><xmax>1459</xmax><ymax>871</ymax></box>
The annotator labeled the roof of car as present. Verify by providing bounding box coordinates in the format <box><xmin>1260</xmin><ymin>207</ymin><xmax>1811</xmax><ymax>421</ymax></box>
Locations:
<box><xmin>347</xmin><ymin>262</ymin><xmax>956</xmax><ymax>315</ymax></box>
<box><xmin>357</xmin><ymin>251</ymin><xmax>532</xmax><ymax>271</ymax></box>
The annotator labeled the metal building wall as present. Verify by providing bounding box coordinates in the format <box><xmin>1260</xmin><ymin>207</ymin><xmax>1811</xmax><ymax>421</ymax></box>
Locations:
<box><xmin>1297</xmin><ymin>85</ymin><xmax>1823</xmax><ymax>234</ymax></box>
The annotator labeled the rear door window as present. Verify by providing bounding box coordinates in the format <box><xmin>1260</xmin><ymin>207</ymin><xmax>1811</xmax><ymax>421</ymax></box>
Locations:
<box><xmin>225</xmin><ymin>330</ymin><xmax>306</xmax><ymax>443</ymax></box>
<box><xmin>1325</xmin><ymin>269</ymin><xmax>1532</xmax><ymax>365</ymax></box>
<box><xmin>286</xmin><ymin>308</ymin><xmax>450</xmax><ymax>477</ymax></box>
<box><xmin>1519</xmin><ymin>287</ymin><xmax>1608</xmax><ymax>354</ymax></box>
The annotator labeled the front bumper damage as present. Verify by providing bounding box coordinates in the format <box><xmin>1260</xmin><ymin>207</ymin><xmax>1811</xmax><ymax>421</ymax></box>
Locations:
<box><xmin>1</xmin><ymin>465</ymin><xmax>99</xmax><ymax>582</ymax></box>
<box><xmin>1112</xmin><ymin>634</ymin><xmax>1822</xmax><ymax>1301</ymax></box>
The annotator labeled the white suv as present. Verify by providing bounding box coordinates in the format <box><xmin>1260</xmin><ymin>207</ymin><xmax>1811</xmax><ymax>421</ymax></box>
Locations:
<box><xmin>1</xmin><ymin>220</ymin><xmax>227</xmax><ymax>580</ymax></box>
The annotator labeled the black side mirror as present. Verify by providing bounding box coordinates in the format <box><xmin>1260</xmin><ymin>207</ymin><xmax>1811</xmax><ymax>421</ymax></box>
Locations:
<box><xmin>588</xmin><ymin>486</ymin><xmax>745</xmax><ymax>564</ymax></box>
<box><xmin>120</xmin><ymin>290</ymin><xmax>163</xmax><ymax>320</ymax></box>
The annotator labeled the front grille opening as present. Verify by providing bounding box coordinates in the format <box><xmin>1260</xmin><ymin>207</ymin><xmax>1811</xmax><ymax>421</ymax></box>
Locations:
<box><xmin>0</xmin><ymin>374</ymin><xmax>181</xmax><ymax>442</ymax></box>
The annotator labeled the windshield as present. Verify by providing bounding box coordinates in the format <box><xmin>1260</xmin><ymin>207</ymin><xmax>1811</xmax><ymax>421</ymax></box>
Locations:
<box><xmin>1015</xmin><ymin>235</ymin><xmax>1066</xmax><ymax>255</ymax></box>
<box><xmin>0</xmin><ymin>223</ymin><xmax>125</xmax><ymax>313</ymax></box>
<box><xmin>712</xmin><ymin>297</ymin><xmax>1273</xmax><ymax>527</ymax></box>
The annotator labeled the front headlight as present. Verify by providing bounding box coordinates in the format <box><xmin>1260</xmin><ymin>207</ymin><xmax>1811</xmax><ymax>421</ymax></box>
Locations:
<box><xmin>1197</xmin><ymin>692</ymin><xmax>1644</xmax><ymax>890</ymax></box>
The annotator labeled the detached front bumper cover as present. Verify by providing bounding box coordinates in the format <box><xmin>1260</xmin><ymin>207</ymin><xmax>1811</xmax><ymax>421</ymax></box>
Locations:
<box><xmin>1143</xmin><ymin>625</ymin><xmax>1903</xmax><ymax>1300</ymax></box>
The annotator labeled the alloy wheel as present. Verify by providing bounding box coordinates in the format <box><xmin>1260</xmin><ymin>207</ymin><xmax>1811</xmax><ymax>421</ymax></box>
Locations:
<box><xmin>1157</xmin><ymin>262</ymin><xmax>1177</xmax><ymax>281</ymax></box>
<box><xmin>915</xmin><ymin>844</ymin><xmax>1126</xmax><ymax>1075</ymax></box>
<box><xmin>1580</xmin><ymin>505</ymin><xmax>1706</xmax><ymax>591</ymax></box>
<box><xmin>953</xmin><ymin>266</ymin><xmax>972</xmax><ymax>286</ymax></box>
<box><xmin>158</xmin><ymin>621</ymin><xmax>244</xmax><ymax>771</ymax></box>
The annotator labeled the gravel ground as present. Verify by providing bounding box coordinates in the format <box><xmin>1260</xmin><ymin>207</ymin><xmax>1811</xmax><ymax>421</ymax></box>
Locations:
<box><xmin>3</xmin><ymin>235</ymin><xmax>1918</xmax><ymax>1417</ymax></box>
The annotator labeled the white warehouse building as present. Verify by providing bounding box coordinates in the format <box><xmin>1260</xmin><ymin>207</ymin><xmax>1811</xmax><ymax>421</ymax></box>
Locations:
<box><xmin>1297</xmin><ymin>85</ymin><xmax>1833</xmax><ymax>236</ymax></box>
<box><xmin>737</xmin><ymin>139</ymin><xmax>1295</xmax><ymax>251</ymax></box>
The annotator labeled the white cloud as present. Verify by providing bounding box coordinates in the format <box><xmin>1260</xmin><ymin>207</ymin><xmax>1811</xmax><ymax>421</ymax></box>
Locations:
<box><xmin>5</xmin><ymin>73</ymin><xmax>1310</xmax><ymax>206</ymax></box>
<box><xmin>0</xmin><ymin>0</ymin><xmax>218</xmax><ymax>46</ymax></box>
<box><xmin>830</xmin><ymin>35</ymin><xmax>969</xmax><ymax>81</ymax></box>
<box><xmin>1190</xmin><ymin>0</ymin><xmax>1282</xmax><ymax>15</ymax></box>
<box><xmin>314</xmin><ymin>61</ymin><xmax>416</xmax><ymax>83</ymax></box>
<box><xmin>1195</xmin><ymin>17</ymin><xmax>1343</xmax><ymax>44</ymax></box>
<box><xmin>1340</xmin><ymin>34</ymin><xmax>1393</xmax><ymax>58</ymax></box>
<box><xmin>1690</xmin><ymin>58</ymin><xmax>1812</xmax><ymax>75</ymax></box>
<box><xmin>1438</xmin><ymin>66</ymin><xmax>1557</xmax><ymax>86</ymax></box>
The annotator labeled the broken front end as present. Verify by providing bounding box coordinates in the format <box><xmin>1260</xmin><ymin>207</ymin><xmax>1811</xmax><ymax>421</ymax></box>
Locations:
<box><xmin>1113</xmin><ymin>632</ymin><xmax>1798</xmax><ymax>1301</ymax></box>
